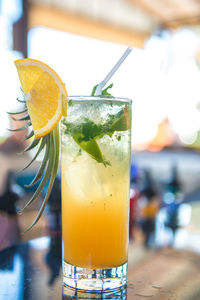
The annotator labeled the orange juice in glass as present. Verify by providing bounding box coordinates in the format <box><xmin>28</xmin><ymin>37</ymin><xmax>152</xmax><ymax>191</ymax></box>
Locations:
<box><xmin>61</xmin><ymin>96</ymin><xmax>132</xmax><ymax>291</ymax></box>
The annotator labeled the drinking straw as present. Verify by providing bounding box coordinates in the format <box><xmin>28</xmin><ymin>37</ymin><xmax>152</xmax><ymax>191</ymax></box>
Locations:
<box><xmin>94</xmin><ymin>46</ymin><xmax>133</xmax><ymax>96</ymax></box>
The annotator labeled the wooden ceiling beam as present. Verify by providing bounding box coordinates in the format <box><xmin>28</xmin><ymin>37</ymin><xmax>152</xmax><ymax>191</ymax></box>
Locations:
<box><xmin>127</xmin><ymin>0</ymin><xmax>200</xmax><ymax>28</ymax></box>
<box><xmin>163</xmin><ymin>15</ymin><xmax>200</xmax><ymax>29</ymax></box>
<box><xmin>28</xmin><ymin>3</ymin><xmax>150</xmax><ymax>49</ymax></box>
<box><xmin>127</xmin><ymin>0</ymin><xmax>168</xmax><ymax>22</ymax></box>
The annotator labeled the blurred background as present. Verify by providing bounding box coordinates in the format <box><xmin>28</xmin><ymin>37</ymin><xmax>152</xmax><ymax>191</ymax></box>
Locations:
<box><xmin>1</xmin><ymin>0</ymin><xmax>200</xmax><ymax>299</ymax></box>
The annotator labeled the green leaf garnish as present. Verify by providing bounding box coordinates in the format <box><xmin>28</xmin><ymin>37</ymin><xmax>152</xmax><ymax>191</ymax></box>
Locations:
<box><xmin>91</xmin><ymin>83</ymin><xmax>113</xmax><ymax>97</ymax></box>
<box><xmin>23</xmin><ymin>125</ymin><xmax>60</xmax><ymax>232</ymax></box>
<box><xmin>64</xmin><ymin>83</ymin><xmax>115</xmax><ymax>166</ymax></box>
<box><xmin>8</xmin><ymin>101</ymin><xmax>59</xmax><ymax>232</ymax></box>
<box><xmin>63</xmin><ymin>84</ymin><xmax>130</xmax><ymax>166</ymax></box>
<box><xmin>68</xmin><ymin>99</ymin><xmax>73</xmax><ymax>106</ymax></box>
<box><xmin>72</xmin><ymin>132</ymin><xmax>105</xmax><ymax>163</ymax></box>
<box><xmin>110</xmin><ymin>105</ymin><xmax>130</xmax><ymax>132</ymax></box>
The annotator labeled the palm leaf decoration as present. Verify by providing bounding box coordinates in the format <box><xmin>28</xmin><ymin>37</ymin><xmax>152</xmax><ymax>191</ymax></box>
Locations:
<box><xmin>8</xmin><ymin>97</ymin><xmax>60</xmax><ymax>232</ymax></box>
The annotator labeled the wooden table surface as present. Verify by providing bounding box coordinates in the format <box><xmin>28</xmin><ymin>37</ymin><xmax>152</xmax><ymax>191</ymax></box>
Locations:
<box><xmin>0</xmin><ymin>234</ymin><xmax>200</xmax><ymax>300</ymax></box>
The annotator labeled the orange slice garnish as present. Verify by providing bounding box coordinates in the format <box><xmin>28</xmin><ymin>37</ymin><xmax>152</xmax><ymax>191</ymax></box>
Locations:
<box><xmin>14</xmin><ymin>58</ymin><xmax>67</xmax><ymax>138</ymax></box>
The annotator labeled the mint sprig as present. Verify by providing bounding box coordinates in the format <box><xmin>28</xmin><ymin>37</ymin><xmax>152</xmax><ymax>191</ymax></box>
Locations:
<box><xmin>64</xmin><ymin>84</ymin><xmax>130</xmax><ymax>166</ymax></box>
<box><xmin>91</xmin><ymin>83</ymin><xmax>113</xmax><ymax>97</ymax></box>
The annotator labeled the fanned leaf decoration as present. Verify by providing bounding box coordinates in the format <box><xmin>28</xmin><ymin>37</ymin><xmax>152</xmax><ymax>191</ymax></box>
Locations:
<box><xmin>8</xmin><ymin>121</ymin><xmax>31</xmax><ymax>132</ymax></box>
<box><xmin>11</xmin><ymin>114</ymin><xmax>30</xmax><ymax>121</ymax></box>
<box><xmin>8</xmin><ymin>100</ymin><xmax>60</xmax><ymax>232</ymax></box>
<box><xmin>26</xmin><ymin>136</ymin><xmax>50</xmax><ymax>187</ymax></box>
<box><xmin>23</xmin><ymin>126</ymin><xmax>60</xmax><ymax>232</ymax></box>
<box><xmin>17</xmin><ymin>97</ymin><xmax>26</xmax><ymax>103</ymax></box>
<box><xmin>7</xmin><ymin>107</ymin><xmax>28</xmax><ymax>114</ymax></box>
<box><xmin>22</xmin><ymin>138</ymin><xmax>46</xmax><ymax>171</ymax></box>
<box><xmin>23</xmin><ymin>138</ymin><xmax>40</xmax><ymax>152</ymax></box>
<box><xmin>25</xmin><ymin>130</ymin><xmax>34</xmax><ymax>140</ymax></box>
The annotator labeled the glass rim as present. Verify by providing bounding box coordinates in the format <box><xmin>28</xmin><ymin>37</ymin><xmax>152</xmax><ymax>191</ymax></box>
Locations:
<box><xmin>66</xmin><ymin>95</ymin><xmax>132</xmax><ymax>104</ymax></box>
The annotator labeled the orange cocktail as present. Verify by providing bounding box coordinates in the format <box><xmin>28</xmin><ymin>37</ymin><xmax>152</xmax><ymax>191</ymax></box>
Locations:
<box><xmin>61</xmin><ymin>96</ymin><xmax>132</xmax><ymax>291</ymax></box>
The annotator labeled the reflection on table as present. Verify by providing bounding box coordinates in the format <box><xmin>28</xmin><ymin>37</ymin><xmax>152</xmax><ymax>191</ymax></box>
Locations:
<box><xmin>1</xmin><ymin>232</ymin><xmax>200</xmax><ymax>300</ymax></box>
<box><xmin>0</xmin><ymin>236</ymin><xmax>62</xmax><ymax>300</ymax></box>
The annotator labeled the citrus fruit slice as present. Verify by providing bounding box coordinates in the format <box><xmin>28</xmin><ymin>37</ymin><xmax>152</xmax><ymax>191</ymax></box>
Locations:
<box><xmin>14</xmin><ymin>58</ymin><xmax>68</xmax><ymax>138</ymax></box>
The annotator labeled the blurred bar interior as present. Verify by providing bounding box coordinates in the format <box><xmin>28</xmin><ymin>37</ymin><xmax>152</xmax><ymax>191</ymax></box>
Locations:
<box><xmin>1</xmin><ymin>0</ymin><xmax>200</xmax><ymax>298</ymax></box>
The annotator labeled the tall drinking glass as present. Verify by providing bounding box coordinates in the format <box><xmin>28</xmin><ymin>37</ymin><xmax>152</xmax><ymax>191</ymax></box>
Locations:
<box><xmin>61</xmin><ymin>96</ymin><xmax>132</xmax><ymax>292</ymax></box>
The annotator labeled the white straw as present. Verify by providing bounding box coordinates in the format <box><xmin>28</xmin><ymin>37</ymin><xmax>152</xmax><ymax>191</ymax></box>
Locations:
<box><xmin>94</xmin><ymin>46</ymin><xmax>133</xmax><ymax>96</ymax></box>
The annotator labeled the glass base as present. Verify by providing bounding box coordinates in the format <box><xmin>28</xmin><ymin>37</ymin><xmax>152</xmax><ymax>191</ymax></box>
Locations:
<box><xmin>63</xmin><ymin>261</ymin><xmax>127</xmax><ymax>292</ymax></box>
<box><xmin>63</xmin><ymin>285</ymin><xmax>127</xmax><ymax>299</ymax></box>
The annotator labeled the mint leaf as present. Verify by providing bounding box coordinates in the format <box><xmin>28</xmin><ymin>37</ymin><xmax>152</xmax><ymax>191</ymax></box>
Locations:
<box><xmin>102</xmin><ymin>83</ymin><xmax>113</xmax><ymax>96</ymax></box>
<box><xmin>91</xmin><ymin>85</ymin><xmax>97</xmax><ymax>96</ymax></box>
<box><xmin>81</xmin><ymin>118</ymin><xmax>102</xmax><ymax>141</ymax></box>
<box><xmin>68</xmin><ymin>99</ymin><xmax>73</xmax><ymax>106</ymax></box>
<box><xmin>64</xmin><ymin>84</ymin><xmax>130</xmax><ymax>166</ymax></box>
<box><xmin>71</xmin><ymin>132</ymin><xmax>105</xmax><ymax>164</ymax></box>
<box><xmin>110</xmin><ymin>106</ymin><xmax>130</xmax><ymax>132</ymax></box>
<box><xmin>62</xmin><ymin>120</ymin><xmax>109</xmax><ymax>165</ymax></box>
<box><xmin>91</xmin><ymin>83</ymin><xmax>113</xmax><ymax>97</ymax></box>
